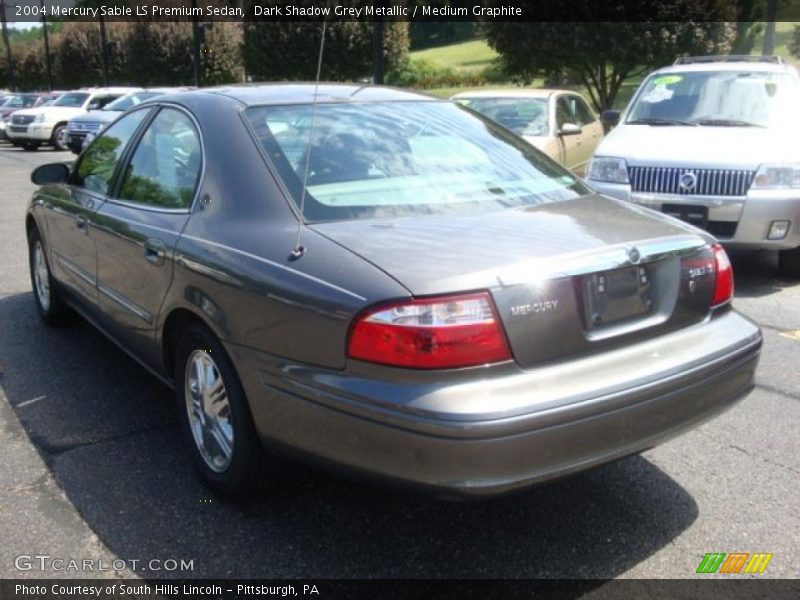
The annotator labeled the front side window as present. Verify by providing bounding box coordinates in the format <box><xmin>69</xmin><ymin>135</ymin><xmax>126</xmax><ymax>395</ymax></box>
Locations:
<box><xmin>118</xmin><ymin>108</ymin><xmax>202</xmax><ymax>209</ymax></box>
<box><xmin>72</xmin><ymin>109</ymin><xmax>150</xmax><ymax>195</ymax></box>
<box><xmin>556</xmin><ymin>97</ymin><xmax>575</xmax><ymax>129</ymax></box>
<box><xmin>52</xmin><ymin>92</ymin><xmax>90</xmax><ymax>108</ymax></box>
<box><xmin>627</xmin><ymin>70</ymin><xmax>798</xmax><ymax>127</ymax></box>
<box><xmin>246</xmin><ymin>101</ymin><xmax>588</xmax><ymax>222</ymax></box>
<box><xmin>570</xmin><ymin>96</ymin><xmax>596</xmax><ymax>126</ymax></box>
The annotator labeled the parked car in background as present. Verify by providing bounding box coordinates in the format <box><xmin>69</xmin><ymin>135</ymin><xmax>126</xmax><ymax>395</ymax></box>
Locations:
<box><xmin>588</xmin><ymin>56</ymin><xmax>800</xmax><ymax>276</ymax></box>
<box><xmin>66</xmin><ymin>88</ymin><xmax>191</xmax><ymax>154</ymax></box>
<box><xmin>6</xmin><ymin>87</ymin><xmax>140</xmax><ymax>151</ymax></box>
<box><xmin>0</xmin><ymin>93</ymin><xmax>58</xmax><ymax>142</ymax></box>
<box><xmin>452</xmin><ymin>89</ymin><xmax>604</xmax><ymax>175</ymax></box>
<box><xmin>26</xmin><ymin>85</ymin><xmax>760</xmax><ymax>497</ymax></box>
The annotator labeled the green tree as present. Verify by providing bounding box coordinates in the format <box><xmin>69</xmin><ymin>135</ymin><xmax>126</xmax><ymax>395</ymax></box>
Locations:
<box><xmin>791</xmin><ymin>24</ymin><xmax>800</xmax><ymax>58</ymax></box>
<box><xmin>125</xmin><ymin>22</ymin><xmax>242</xmax><ymax>86</ymax></box>
<box><xmin>483</xmin><ymin>1</ymin><xmax>739</xmax><ymax>111</ymax></box>
<box><xmin>242</xmin><ymin>18</ymin><xmax>409</xmax><ymax>82</ymax></box>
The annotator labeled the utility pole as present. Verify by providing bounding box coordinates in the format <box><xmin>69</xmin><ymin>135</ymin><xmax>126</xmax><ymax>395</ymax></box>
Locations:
<box><xmin>0</xmin><ymin>0</ymin><xmax>16</xmax><ymax>91</ymax></box>
<box><xmin>372</xmin><ymin>11</ymin><xmax>385</xmax><ymax>84</ymax></box>
<box><xmin>763</xmin><ymin>0</ymin><xmax>778</xmax><ymax>56</ymax></box>
<box><xmin>41</xmin><ymin>0</ymin><xmax>52</xmax><ymax>91</ymax></box>
<box><xmin>99</xmin><ymin>15</ymin><xmax>109</xmax><ymax>86</ymax></box>
<box><xmin>191</xmin><ymin>0</ymin><xmax>201</xmax><ymax>86</ymax></box>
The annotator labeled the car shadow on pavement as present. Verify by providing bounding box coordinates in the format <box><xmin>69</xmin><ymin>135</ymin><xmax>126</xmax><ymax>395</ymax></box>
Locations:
<box><xmin>0</xmin><ymin>291</ymin><xmax>699</xmax><ymax>580</ymax></box>
<box><xmin>729</xmin><ymin>250</ymin><xmax>794</xmax><ymax>299</ymax></box>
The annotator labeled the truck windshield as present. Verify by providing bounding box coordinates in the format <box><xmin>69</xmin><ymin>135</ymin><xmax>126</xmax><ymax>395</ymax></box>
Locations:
<box><xmin>52</xmin><ymin>93</ymin><xmax>90</xmax><ymax>108</ymax></box>
<box><xmin>627</xmin><ymin>70</ymin><xmax>797</xmax><ymax>128</ymax></box>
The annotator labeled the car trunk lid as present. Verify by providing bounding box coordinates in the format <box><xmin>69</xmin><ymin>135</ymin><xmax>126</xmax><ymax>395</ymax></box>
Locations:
<box><xmin>312</xmin><ymin>194</ymin><xmax>718</xmax><ymax>367</ymax></box>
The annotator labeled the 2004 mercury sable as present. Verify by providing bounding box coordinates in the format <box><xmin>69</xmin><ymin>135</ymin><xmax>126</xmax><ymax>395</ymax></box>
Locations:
<box><xmin>26</xmin><ymin>85</ymin><xmax>762</xmax><ymax>497</ymax></box>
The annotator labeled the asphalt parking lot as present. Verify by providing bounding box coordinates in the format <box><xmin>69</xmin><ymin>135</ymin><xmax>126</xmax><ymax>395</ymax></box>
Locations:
<box><xmin>0</xmin><ymin>144</ymin><xmax>798</xmax><ymax>580</ymax></box>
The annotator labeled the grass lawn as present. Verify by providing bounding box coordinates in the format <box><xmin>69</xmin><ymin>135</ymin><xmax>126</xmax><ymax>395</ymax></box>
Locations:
<box><xmin>409</xmin><ymin>39</ymin><xmax>499</xmax><ymax>73</ymax></box>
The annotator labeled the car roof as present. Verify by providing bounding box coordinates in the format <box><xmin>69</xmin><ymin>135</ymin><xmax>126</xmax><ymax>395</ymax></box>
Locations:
<box><xmin>193</xmin><ymin>83</ymin><xmax>438</xmax><ymax>105</ymax></box>
<box><xmin>451</xmin><ymin>88</ymin><xmax>572</xmax><ymax>99</ymax></box>
<box><xmin>649</xmin><ymin>61</ymin><xmax>794</xmax><ymax>76</ymax></box>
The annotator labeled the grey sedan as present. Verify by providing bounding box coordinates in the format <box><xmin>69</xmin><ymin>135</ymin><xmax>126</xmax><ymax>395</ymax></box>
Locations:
<box><xmin>26</xmin><ymin>85</ymin><xmax>761</xmax><ymax>497</ymax></box>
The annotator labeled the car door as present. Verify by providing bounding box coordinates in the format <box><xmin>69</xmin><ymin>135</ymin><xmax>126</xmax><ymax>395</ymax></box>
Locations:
<box><xmin>44</xmin><ymin>109</ymin><xmax>151</xmax><ymax>307</ymax></box>
<box><xmin>92</xmin><ymin>106</ymin><xmax>203</xmax><ymax>362</ymax></box>
<box><xmin>554</xmin><ymin>95</ymin><xmax>582</xmax><ymax>171</ymax></box>
<box><xmin>567</xmin><ymin>94</ymin><xmax>604</xmax><ymax>175</ymax></box>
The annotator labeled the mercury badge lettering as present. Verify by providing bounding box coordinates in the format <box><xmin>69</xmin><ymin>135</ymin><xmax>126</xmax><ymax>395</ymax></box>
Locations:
<box><xmin>511</xmin><ymin>300</ymin><xmax>560</xmax><ymax>317</ymax></box>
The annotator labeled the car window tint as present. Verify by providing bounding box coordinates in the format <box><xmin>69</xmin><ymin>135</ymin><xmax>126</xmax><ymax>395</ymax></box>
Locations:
<box><xmin>571</xmin><ymin>96</ymin><xmax>595</xmax><ymax>125</ymax></box>
<box><xmin>118</xmin><ymin>108</ymin><xmax>202</xmax><ymax>209</ymax></box>
<box><xmin>72</xmin><ymin>109</ymin><xmax>150</xmax><ymax>195</ymax></box>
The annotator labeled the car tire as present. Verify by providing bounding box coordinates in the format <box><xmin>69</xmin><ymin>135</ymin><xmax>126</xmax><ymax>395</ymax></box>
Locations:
<box><xmin>778</xmin><ymin>246</ymin><xmax>800</xmax><ymax>278</ymax></box>
<box><xmin>52</xmin><ymin>125</ymin><xmax>68</xmax><ymax>151</ymax></box>
<box><xmin>22</xmin><ymin>142</ymin><xmax>39</xmax><ymax>151</ymax></box>
<box><xmin>28</xmin><ymin>228</ymin><xmax>72</xmax><ymax>325</ymax></box>
<box><xmin>175</xmin><ymin>323</ymin><xmax>270</xmax><ymax>497</ymax></box>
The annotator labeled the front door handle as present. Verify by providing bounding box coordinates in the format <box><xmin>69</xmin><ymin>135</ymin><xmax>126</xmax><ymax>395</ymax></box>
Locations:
<box><xmin>144</xmin><ymin>238</ymin><xmax>167</xmax><ymax>266</ymax></box>
<box><xmin>76</xmin><ymin>215</ymin><xmax>89</xmax><ymax>234</ymax></box>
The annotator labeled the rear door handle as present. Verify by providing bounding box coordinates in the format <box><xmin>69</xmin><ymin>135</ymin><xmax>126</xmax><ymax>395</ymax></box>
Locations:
<box><xmin>76</xmin><ymin>215</ymin><xmax>89</xmax><ymax>233</ymax></box>
<box><xmin>143</xmin><ymin>238</ymin><xmax>167</xmax><ymax>266</ymax></box>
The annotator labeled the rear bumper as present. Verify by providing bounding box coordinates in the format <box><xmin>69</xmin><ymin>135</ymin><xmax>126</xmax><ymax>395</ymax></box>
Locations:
<box><xmin>590</xmin><ymin>181</ymin><xmax>800</xmax><ymax>251</ymax></box>
<box><xmin>227</xmin><ymin>311</ymin><xmax>761</xmax><ymax>496</ymax></box>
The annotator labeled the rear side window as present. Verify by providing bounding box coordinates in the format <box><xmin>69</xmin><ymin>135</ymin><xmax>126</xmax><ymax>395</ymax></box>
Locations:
<box><xmin>117</xmin><ymin>108</ymin><xmax>202</xmax><ymax>209</ymax></box>
<box><xmin>72</xmin><ymin>109</ymin><xmax>150</xmax><ymax>195</ymax></box>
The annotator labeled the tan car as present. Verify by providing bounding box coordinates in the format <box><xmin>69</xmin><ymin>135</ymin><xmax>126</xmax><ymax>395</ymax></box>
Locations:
<box><xmin>452</xmin><ymin>89</ymin><xmax>604</xmax><ymax>175</ymax></box>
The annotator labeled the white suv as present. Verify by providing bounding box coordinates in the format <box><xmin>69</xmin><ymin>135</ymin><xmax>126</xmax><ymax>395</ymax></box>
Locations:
<box><xmin>6</xmin><ymin>87</ymin><xmax>140</xmax><ymax>151</ymax></box>
<box><xmin>587</xmin><ymin>56</ymin><xmax>800</xmax><ymax>277</ymax></box>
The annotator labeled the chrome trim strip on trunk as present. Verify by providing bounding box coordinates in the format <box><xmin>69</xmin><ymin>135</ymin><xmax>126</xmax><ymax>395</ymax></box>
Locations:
<box><xmin>496</xmin><ymin>235</ymin><xmax>705</xmax><ymax>286</ymax></box>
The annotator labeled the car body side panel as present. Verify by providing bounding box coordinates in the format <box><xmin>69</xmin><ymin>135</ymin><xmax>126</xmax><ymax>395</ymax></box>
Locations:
<box><xmin>155</xmin><ymin>94</ymin><xmax>410</xmax><ymax>373</ymax></box>
<box><xmin>92</xmin><ymin>203</ymin><xmax>189</xmax><ymax>368</ymax></box>
<box><xmin>36</xmin><ymin>184</ymin><xmax>103</xmax><ymax>306</ymax></box>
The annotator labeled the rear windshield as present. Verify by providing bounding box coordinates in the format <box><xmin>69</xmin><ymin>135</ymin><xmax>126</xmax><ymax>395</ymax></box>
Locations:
<box><xmin>245</xmin><ymin>101</ymin><xmax>588</xmax><ymax>222</ymax></box>
<box><xmin>105</xmin><ymin>92</ymin><xmax>161</xmax><ymax>112</ymax></box>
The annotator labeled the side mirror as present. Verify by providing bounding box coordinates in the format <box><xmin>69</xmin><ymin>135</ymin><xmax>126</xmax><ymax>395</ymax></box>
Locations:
<box><xmin>559</xmin><ymin>123</ymin><xmax>582</xmax><ymax>136</ymax></box>
<box><xmin>31</xmin><ymin>163</ymin><xmax>70</xmax><ymax>185</ymax></box>
<box><xmin>600</xmin><ymin>109</ymin><xmax>621</xmax><ymax>127</ymax></box>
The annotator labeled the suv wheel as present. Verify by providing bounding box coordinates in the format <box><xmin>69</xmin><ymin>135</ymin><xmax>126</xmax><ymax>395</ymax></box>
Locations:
<box><xmin>52</xmin><ymin>124</ymin><xmax>68</xmax><ymax>151</ymax></box>
<box><xmin>175</xmin><ymin>324</ymin><xmax>270</xmax><ymax>496</ymax></box>
<box><xmin>778</xmin><ymin>246</ymin><xmax>800</xmax><ymax>278</ymax></box>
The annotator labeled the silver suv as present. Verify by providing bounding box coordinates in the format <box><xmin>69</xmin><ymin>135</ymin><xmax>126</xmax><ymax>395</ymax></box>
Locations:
<box><xmin>588</xmin><ymin>56</ymin><xmax>800</xmax><ymax>277</ymax></box>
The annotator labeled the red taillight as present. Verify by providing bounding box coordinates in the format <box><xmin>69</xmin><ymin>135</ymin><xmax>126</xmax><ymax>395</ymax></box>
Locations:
<box><xmin>712</xmin><ymin>243</ymin><xmax>734</xmax><ymax>306</ymax></box>
<box><xmin>347</xmin><ymin>292</ymin><xmax>511</xmax><ymax>369</ymax></box>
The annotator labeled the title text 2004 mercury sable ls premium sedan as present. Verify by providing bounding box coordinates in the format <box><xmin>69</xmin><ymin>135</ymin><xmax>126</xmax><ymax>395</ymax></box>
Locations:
<box><xmin>26</xmin><ymin>85</ymin><xmax>761</xmax><ymax>497</ymax></box>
